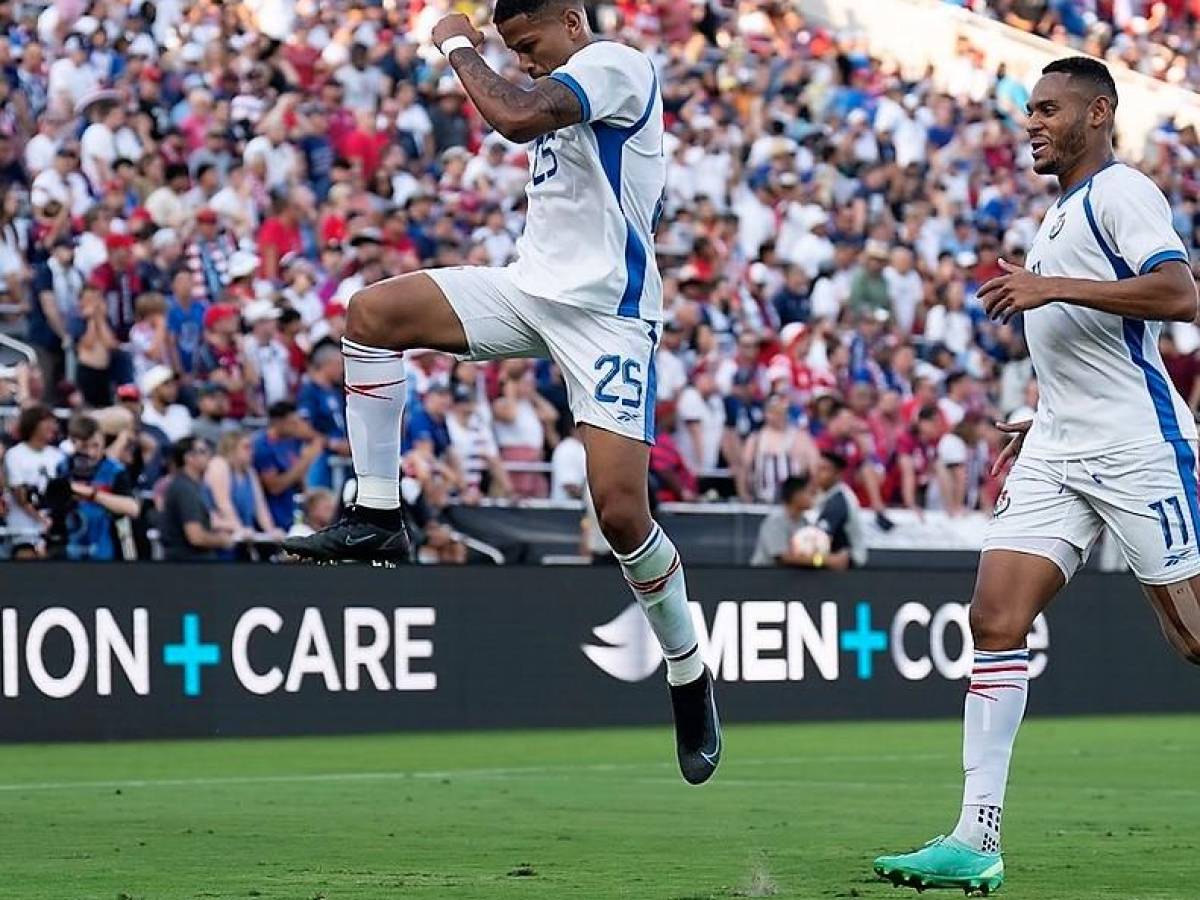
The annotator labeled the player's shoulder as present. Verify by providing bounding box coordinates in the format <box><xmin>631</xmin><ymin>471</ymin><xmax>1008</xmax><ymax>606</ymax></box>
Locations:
<box><xmin>1093</xmin><ymin>160</ymin><xmax>1162</xmax><ymax>199</ymax></box>
<box><xmin>572</xmin><ymin>39</ymin><xmax>646</xmax><ymax>66</ymax></box>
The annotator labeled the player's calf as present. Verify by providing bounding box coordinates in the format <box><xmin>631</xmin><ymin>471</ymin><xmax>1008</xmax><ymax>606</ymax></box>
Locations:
<box><xmin>1143</xmin><ymin>579</ymin><xmax>1200</xmax><ymax>665</ymax></box>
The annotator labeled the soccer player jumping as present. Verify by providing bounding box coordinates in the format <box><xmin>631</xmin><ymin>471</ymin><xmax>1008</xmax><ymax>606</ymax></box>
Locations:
<box><xmin>875</xmin><ymin>57</ymin><xmax>1200</xmax><ymax>894</ymax></box>
<box><xmin>283</xmin><ymin>0</ymin><xmax>721</xmax><ymax>786</ymax></box>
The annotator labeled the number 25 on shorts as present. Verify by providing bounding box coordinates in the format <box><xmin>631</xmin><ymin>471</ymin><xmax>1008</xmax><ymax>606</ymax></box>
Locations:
<box><xmin>594</xmin><ymin>354</ymin><xmax>643</xmax><ymax>408</ymax></box>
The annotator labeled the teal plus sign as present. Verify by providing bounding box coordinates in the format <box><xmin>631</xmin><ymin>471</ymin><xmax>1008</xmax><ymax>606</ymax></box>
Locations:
<box><xmin>163</xmin><ymin>613</ymin><xmax>220</xmax><ymax>697</ymax></box>
<box><xmin>840</xmin><ymin>601</ymin><xmax>887</xmax><ymax>679</ymax></box>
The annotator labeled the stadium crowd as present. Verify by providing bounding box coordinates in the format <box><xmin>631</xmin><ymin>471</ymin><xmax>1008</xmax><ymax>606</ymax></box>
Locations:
<box><xmin>0</xmin><ymin>0</ymin><xmax>1199</xmax><ymax>561</ymax></box>
<box><xmin>955</xmin><ymin>0</ymin><xmax>1200</xmax><ymax>86</ymax></box>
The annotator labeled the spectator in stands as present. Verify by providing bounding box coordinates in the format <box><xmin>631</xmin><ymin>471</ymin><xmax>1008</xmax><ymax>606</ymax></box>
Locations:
<box><xmin>90</xmin><ymin>231</ymin><xmax>141</xmax><ymax>347</ymax></box>
<box><xmin>287</xmin><ymin>488</ymin><xmax>338</xmax><ymax>539</ymax></box>
<box><xmin>159</xmin><ymin>436</ymin><xmax>232</xmax><ymax>561</ymax></box>
<box><xmin>676</xmin><ymin>367</ymin><xmax>725</xmax><ymax>477</ymax></box>
<box><xmin>242</xmin><ymin>299</ymin><xmax>290</xmax><ymax>412</ymax></box>
<box><xmin>649</xmin><ymin>402</ymin><xmax>699</xmax><ymax>504</ymax></box>
<box><xmin>818</xmin><ymin>400</ymin><xmax>893</xmax><ymax>530</ymax></box>
<box><xmin>139</xmin><ymin>365</ymin><xmax>193</xmax><ymax>444</ymax></box>
<box><xmin>750</xmin><ymin>474</ymin><xmax>850</xmax><ymax>569</ymax></box>
<box><xmin>186</xmin><ymin>207</ymin><xmax>236</xmax><ymax>303</ymax></box>
<box><xmin>447</xmin><ymin>382</ymin><xmax>512</xmax><ymax>501</ymax></box>
<box><xmin>493</xmin><ymin>362</ymin><xmax>557</xmax><ymax>499</ymax></box>
<box><xmin>61</xmin><ymin>414</ymin><xmax>139</xmax><ymax>561</ymax></box>
<box><xmin>296</xmin><ymin>343</ymin><xmax>350</xmax><ymax>488</ymax></box>
<box><xmin>3</xmin><ymin>405</ymin><xmax>63</xmax><ymax>558</ymax></box>
<box><xmin>849</xmin><ymin>240</ymin><xmax>892</xmax><ymax>317</ymax></box>
<box><xmin>935</xmin><ymin>412</ymin><xmax>992</xmax><ymax>516</ymax></box>
<box><xmin>192</xmin><ymin>384</ymin><xmax>237</xmax><ymax>447</ymax></box>
<box><xmin>167</xmin><ymin>266</ymin><xmax>208</xmax><ymax>380</ymax></box>
<box><xmin>29</xmin><ymin>237</ymin><xmax>83</xmax><ymax>398</ymax></box>
<box><xmin>205</xmin><ymin>430</ymin><xmax>283</xmax><ymax>545</ymax></box>
<box><xmin>253</xmin><ymin>401</ymin><xmax>324</xmax><ymax>530</ymax></box>
<box><xmin>74</xmin><ymin>282</ymin><xmax>119</xmax><ymax>407</ymax></box>
<box><xmin>195</xmin><ymin>303</ymin><xmax>251</xmax><ymax>419</ymax></box>
<box><xmin>549</xmin><ymin>423</ymin><xmax>586</xmax><ymax>503</ymax></box>
<box><xmin>813</xmin><ymin>451</ymin><xmax>869</xmax><ymax>569</ymax></box>
<box><xmin>739</xmin><ymin>392</ymin><xmax>820</xmax><ymax>504</ymax></box>
<box><xmin>772</xmin><ymin>264</ymin><xmax>812</xmax><ymax>327</ymax></box>
<box><xmin>129</xmin><ymin>293</ymin><xmax>171</xmax><ymax>384</ymax></box>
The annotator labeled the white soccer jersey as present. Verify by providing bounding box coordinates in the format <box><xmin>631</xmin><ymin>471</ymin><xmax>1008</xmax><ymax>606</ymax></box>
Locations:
<box><xmin>1022</xmin><ymin>160</ymin><xmax>1195</xmax><ymax>459</ymax></box>
<box><xmin>507</xmin><ymin>41</ymin><xmax>666</xmax><ymax>321</ymax></box>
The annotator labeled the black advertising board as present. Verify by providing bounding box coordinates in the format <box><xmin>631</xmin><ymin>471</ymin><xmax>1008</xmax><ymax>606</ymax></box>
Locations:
<box><xmin>0</xmin><ymin>565</ymin><xmax>1194</xmax><ymax>741</ymax></box>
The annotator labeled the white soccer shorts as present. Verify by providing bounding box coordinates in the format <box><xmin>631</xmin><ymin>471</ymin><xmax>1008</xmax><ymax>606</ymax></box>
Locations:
<box><xmin>984</xmin><ymin>439</ymin><xmax>1200</xmax><ymax>584</ymax></box>
<box><xmin>427</xmin><ymin>265</ymin><xmax>660</xmax><ymax>444</ymax></box>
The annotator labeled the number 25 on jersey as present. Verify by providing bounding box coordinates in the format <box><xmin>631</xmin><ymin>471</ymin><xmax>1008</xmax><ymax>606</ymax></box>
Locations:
<box><xmin>532</xmin><ymin>132</ymin><xmax>559</xmax><ymax>185</ymax></box>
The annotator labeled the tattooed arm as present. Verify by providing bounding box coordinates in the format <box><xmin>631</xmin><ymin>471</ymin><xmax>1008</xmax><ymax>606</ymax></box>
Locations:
<box><xmin>448</xmin><ymin>47</ymin><xmax>584</xmax><ymax>143</ymax></box>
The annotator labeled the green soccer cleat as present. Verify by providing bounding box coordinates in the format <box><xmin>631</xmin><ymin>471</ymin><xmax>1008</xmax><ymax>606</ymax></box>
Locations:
<box><xmin>873</xmin><ymin>835</ymin><xmax>1004</xmax><ymax>895</ymax></box>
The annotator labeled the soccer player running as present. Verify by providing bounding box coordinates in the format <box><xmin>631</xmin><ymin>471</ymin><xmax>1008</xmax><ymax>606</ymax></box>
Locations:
<box><xmin>283</xmin><ymin>0</ymin><xmax>721</xmax><ymax>785</ymax></box>
<box><xmin>875</xmin><ymin>57</ymin><xmax>1200</xmax><ymax>894</ymax></box>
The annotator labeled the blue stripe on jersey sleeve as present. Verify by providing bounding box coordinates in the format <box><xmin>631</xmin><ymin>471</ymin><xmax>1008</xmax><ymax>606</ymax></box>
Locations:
<box><xmin>548</xmin><ymin>72</ymin><xmax>591</xmax><ymax>123</ymax></box>
<box><xmin>1083</xmin><ymin>186</ymin><xmax>1135</xmax><ymax>279</ymax></box>
<box><xmin>1084</xmin><ymin>183</ymin><xmax>1186</xmax><ymax>446</ymax></box>
<box><xmin>1139</xmin><ymin>249</ymin><xmax>1188</xmax><ymax>275</ymax></box>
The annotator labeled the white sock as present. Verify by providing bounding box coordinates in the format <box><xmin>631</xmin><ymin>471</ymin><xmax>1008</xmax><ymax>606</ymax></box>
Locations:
<box><xmin>951</xmin><ymin>647</ymin><xmax>1030</xmax><ymax>853</ymax></box>
<box><xmin>342</xmin><ymin>338</ymin><xmax>407</xmax><ymax>510</ymax></box>
<box><xmin>616</xmin><ymin>523</ymin><xmax>703</xmax><ymax>686</ymax></box>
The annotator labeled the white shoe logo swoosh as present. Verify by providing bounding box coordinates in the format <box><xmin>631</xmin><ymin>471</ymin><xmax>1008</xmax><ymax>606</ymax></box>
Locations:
<box><xmin>699</xmin><ymin>685</ymin><xmax>721</xmax><ymax>765</ymax></box>
<box><xmin>581</xmin><ymin>603</ymin><xmax>662</xmax><ymax>682</ymax></box>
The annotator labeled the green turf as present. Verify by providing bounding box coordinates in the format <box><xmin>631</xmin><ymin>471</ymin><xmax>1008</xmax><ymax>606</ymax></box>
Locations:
<box><xmin>1</xmin><ymin>716</ymin><xmax>1196</xmax><ymax>899</ymax></box>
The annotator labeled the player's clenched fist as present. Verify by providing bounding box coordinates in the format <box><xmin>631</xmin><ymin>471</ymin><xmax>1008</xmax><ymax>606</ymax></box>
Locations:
<box><xmin>432</xmin><ymin>13</ymin><xmax>485</xmax><ymax>51</ymax></box>
<box><xmin>979</xmin><ymin>257</ymin><xmax>1053</xmax><ymax>322</ymax></box>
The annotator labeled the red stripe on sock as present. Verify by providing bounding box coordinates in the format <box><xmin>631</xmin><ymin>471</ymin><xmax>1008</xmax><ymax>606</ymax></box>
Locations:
<box><xmin>626</xmin><ymin>554</ymin><xmax>681</xmax><ymax>595</ymax></box>
<box><xmin>971</xmin><ymin>664</ymin><xmax>1028</xmax><ymax>674</ymax></box>
<box><xmin>966</xmin><ymin>689</ymin><xmax>998</xmax><ymax>702</ymax></box>
<box><xmin>345</xmin><ymin>379</ymin><xmax>406</xmax><ymax>400</ymax></box>
<box><xmin>968</xmin><ymin>682</ymin><xmax>1025</xmax><ymax>691</ymax></box>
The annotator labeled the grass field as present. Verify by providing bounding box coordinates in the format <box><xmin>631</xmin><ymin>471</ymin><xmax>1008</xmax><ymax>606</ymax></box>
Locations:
<box><xmin>2</xmin><ymin>716</ymin><xmax>1197</xmax><ymax>900</ymax></box>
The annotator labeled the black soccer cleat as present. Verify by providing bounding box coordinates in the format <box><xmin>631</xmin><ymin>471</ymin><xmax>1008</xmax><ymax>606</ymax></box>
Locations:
<box><xmin>282</xmin><ymin>505</ymin><xmax>412</xmax><ymax>565</ymax></box>
<box><xmin>669</xmin><ymin>665</ymin><xmax>722</xmax><ymax>785</ymax></box>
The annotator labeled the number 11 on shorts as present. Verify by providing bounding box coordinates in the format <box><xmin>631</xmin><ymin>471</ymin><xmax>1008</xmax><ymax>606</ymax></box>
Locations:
<box><xmin>1149</xmin><ymin>496</ymin><xmax>1190</xmax><ymax>548</ymax></box>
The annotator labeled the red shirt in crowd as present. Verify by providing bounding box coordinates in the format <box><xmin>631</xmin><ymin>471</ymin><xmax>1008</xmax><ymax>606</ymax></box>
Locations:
<box><xmin>258</xmin><ymin>217</ymin><xmax>303</xmax><ymax>279</ymax></box>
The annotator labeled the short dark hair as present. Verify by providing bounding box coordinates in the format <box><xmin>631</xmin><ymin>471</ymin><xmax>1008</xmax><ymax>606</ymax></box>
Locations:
<box><xmin>67</xmin><ymin>413</ymin><xmax>99</xmax><ymax>443</ymax></box>
<box><xmin>16</xmin><ymin>404</ymin><xmax>55</xmax><ymax>443</ymax></box>
<box><xmin>268</xmin><ymin>400</ymin><xmax>297</xmax><ymax>422</ymax></box>
<box><xmin>494</xmin><ymin>0</ymin><xmax>577</xmax><ymax>24</ymax></box>
<box><xmin>780</xmin><ymin>474</ymin><xmax>812</xmax><ymax>504</ymax></box>
<box><xmin>1042</xmin><ymin>56</ymin><xmax>1118</xmax><ymax>108</ymax></box>
<box><xmin>172</xmin><ymin>436</ymin><xmax>207</xmax><ymax>467</ymax></box>
<box><xmin>820</xmin><ymin>449</ymin><xmax>847</xmax><ymax>472</ymax></box>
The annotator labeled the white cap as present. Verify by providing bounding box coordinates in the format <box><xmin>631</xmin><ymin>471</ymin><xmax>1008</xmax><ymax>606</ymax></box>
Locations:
<box><xmin>139</xmin><ymin>364</ymin><xmax>175</xmax><ymax>396</ymax></box>
<box><xmin>225</xmin><ymin>251</ymin><xmax>259</xmax><ymax>280</ymax></box>
<box><xmin>151</xmin><ymin>228</ymin><xmax>178</xmax><ymax>250</ymax></box>
<box><xmin>73</xmin><ymin>15</ymin><xmax>99</xmax><ymax>36</ymax></box>
<box><xmin>180</xmin><ymin>43</ymin><xmax>204</xmax><ymax>64</ymax></box>
<box><xmin>955</xmin><ymin>250</ymin><xmax>978</xmax><ymax>268</ymax></box>
<box><xmin>129</xmin><ymin>34</ymin><xmax>158</xmax><ymax>59</ymax></box>
<box><xmin>243</xmin><ymin>298</ymin><xmax>281</xmax><ymax>325</ymax></box>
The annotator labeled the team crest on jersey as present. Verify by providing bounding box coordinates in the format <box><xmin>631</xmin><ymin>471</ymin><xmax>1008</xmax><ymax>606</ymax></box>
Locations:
<box><xmin>993</xmin><ymin>489</ymin><xmax>1011</xmax><ymax>517</ymax></box>
<box><xmin>1048</xmin><ymin>212</ymin><xmax>1067</xmax><ymax>240</ymax></box>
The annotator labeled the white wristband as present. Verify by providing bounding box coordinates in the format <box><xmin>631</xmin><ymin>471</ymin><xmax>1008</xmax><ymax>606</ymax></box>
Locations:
<box><xmin>440</xmin><ymin>35</ymin><xmax>475</xmax><ymax>58</ymax></box>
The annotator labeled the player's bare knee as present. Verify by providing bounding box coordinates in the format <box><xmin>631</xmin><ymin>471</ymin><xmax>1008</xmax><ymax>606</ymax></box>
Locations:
<box><xmin>346</xmin><ymin>283</ymin><xmax>413</xmax><ymax>350</ymax></box>
<box><xmin>968</xmin><ymin>600</ymin><xmax>1030</xmax><ymax>650</ymax></box>
<box><xmin>592</xmin><ymin>487</ymin><xmax>650</xmax><ymax>553</ymax></box>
